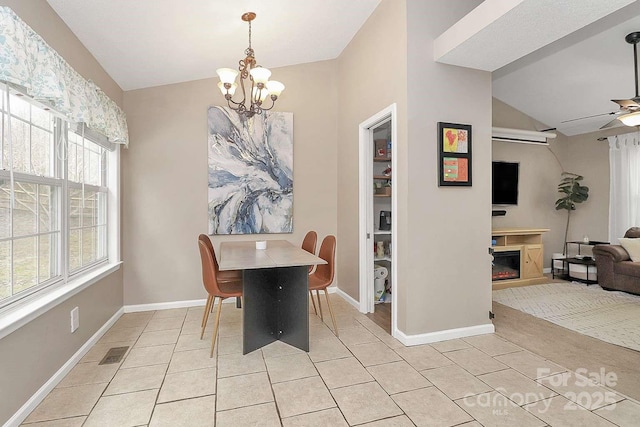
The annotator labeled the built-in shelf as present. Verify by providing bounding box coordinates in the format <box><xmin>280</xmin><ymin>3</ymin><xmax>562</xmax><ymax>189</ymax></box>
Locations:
<box><xmin>373</xmin><ymin>140</ymin><xmax>392</xmax><ymax>313</ymax></box>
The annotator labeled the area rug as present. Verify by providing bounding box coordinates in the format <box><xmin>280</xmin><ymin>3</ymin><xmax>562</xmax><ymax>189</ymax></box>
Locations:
<box><xmin>493</xmin><ymin>282</ymin><xmax>640</xmax><ymax>352</ymax></box>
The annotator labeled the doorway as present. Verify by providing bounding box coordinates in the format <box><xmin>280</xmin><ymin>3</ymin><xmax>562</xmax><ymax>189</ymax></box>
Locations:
<box><xmin>358</xmin><ymin>104</ymin><xmax>397</xmax><ymax>337</ymax></box>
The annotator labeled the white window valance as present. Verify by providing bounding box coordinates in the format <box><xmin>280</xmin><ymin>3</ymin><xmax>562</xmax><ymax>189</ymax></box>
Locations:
<box><xmin>0</xmin><ymin>7</ymin><xmax>128</xmax><ymax>146</ymax></box>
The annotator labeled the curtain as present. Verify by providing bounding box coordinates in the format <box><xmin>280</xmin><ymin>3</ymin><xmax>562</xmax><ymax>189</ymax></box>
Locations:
<box><xmin>0</xmin><ymin>7</ymin><xmax>128</xmax><ymax>146</ymax></box>
<box><xmin>608</xmin><ymin>132</ymin><xmax>640</xmax><ymax>241</ymax></box>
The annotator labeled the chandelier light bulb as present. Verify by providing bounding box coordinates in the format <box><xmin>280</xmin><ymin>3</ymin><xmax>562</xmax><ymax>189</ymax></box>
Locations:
<box><xmin>249</xmin><ymin>67</ymin><xmax>271</xmax><ymax>85</ymax></box>
<box><xmin>252</xmin><ymin>86</ymin><xmax>269</xmax><ymax>102</ymax></box>
<box><xmin>216</xmin><ymin>68</ymin><xmax>238</xmax><ymax>85</ymax></box>
<box><xmin>266</xmin><ymin>81</ymin><xmax>285</xmax><ymax>97</ymax></box>
<box><xmin>217</xmin><ymin>81</ymin><xmax>237</xmax><ymax>96</ymax></box>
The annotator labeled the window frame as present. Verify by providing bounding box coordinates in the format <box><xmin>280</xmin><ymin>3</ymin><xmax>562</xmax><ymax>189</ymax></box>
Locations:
<box><xmin>0</xmin><ymin>87</ymin><xmax>119</xmax><ymax>312</ymax></box>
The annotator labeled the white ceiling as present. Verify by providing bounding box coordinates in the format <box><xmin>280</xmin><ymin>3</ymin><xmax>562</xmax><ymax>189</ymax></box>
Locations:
<box><xmin>493</xmin><ymin>1</ymin><xmax>640</xmax><ymax>136</ymax></box>
<box><xmin>46</xmin><ymin>0</ymin><xmax>380</xmax><ymax>91</ymax></box>
<box><xmin>46</xmin><ymin>0</ymin><xmax>640</xmax><ymax>136</ymax></box>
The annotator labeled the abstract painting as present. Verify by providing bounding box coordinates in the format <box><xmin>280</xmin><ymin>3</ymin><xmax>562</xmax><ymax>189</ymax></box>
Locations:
<box><xmin>207</xmin><ymin>106</ymin><xmax>293</xmax><ymax>234</ymax></box>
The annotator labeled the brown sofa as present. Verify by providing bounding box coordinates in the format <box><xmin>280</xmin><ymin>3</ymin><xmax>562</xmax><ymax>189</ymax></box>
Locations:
<box><xmin>593</xmin><ymin>227</ymin><xmax>640</xmax><ymax>295</ymax></box>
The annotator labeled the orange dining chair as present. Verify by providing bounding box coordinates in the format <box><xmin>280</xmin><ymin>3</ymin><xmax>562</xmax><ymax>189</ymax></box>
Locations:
<box><xmin>309</xmin><ymin>235</ymin><xmax>338</xmax><ymax>336</ymax></box>
<box><xmin>197</xmin><ymin>234</ymin><xmax>243</xmax><ymax>357</ymax></box>
<box><xmin>301</xmin><ymin>231</ymin><xmax>319</xmax><ymax>315</ymax></box>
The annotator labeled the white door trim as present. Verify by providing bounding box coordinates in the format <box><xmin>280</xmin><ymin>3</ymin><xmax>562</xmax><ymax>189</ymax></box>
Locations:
<box><xmin>358</xmin><ymin>103</ymin><xmax>398</xmax><ymax>338</ymax></box>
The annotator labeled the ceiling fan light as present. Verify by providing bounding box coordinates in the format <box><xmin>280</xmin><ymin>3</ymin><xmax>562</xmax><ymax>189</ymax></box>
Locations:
<box><xmin>619</xmin><ymin>111</ymin><xmax>640</xmax><ymax>126</ymax></box>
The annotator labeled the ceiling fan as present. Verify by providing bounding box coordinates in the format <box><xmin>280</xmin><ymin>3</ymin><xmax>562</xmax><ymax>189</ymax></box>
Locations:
<box><xmin>562</xmin><ymin>31</ymin><xmax>640</xmax><ymax>129</ymax></box>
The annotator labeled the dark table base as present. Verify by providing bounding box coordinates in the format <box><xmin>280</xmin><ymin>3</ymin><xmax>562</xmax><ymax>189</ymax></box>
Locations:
<box><xmin>242</xmin><ymin>266</ymin><xmax>309</xmax><ymax>355</ymax></box>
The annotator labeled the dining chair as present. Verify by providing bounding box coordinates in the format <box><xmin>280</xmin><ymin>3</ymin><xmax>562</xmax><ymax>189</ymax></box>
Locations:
<box><xmin>309</xmin><ymin>235</ymin><xmax>338</xmax><ymax>336</ymax></box>
<box><xmin>301</xmin><ymin>231</ymin><xmax>319</xmax><ymax>315</ymax></box>
<box><xmin>198</xmin><ymin>235</ymin><xmax>242</xmax><ymax>325</ymax></box>
<box><xmin>197</xmin><ymin>234</ymin><xmax>243</xmax><ymax>357</ymax></box>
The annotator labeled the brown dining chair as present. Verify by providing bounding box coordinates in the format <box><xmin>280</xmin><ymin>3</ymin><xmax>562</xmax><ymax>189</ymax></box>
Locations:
<box><xmin>309</xmin><ymin>235</ymin><xmax>338</xmax><ymax>336</ymax></box>
<box><xmin>301</xmin><ymin>231</ymin><xmax>319</xmax><ymax>315</ymax></box>
<box><xmin>198</xmin><ymin>235</ymin><xmax>242</xmax><ymax>327</ymax></box>
<box><xmin>197</xmin><ymin>234</ymin><xmax>243</xmax><ymax>357</ymax></box>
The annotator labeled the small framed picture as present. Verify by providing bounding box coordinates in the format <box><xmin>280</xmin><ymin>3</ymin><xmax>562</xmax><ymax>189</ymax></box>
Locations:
<box><xmin>438</xmin><ymin>122</ymin><xmax>472</xmax><ymax>186</ymax></box>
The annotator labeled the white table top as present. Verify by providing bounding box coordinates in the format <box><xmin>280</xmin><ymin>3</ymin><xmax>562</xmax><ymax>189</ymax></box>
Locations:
<box><xmin>218</xmin><ymin>240</ymin><xmax>327</xmax><ymax>271</ymax></box>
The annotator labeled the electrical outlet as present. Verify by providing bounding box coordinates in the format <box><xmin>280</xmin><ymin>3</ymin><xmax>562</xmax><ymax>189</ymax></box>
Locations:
<box><xmin>70</xmin><ymin>307</ymin><xmax>79</xmax><ymax>333</ymax></box>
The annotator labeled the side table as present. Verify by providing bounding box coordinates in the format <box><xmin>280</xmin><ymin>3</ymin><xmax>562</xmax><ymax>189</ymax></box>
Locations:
<box><xmin>552</xmin><ymin>240</ymin><xmax>609</xmax><ymax>284</ymax></box>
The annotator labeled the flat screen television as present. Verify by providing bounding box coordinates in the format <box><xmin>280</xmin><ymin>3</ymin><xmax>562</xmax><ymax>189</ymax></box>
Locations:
<box><xmin>492</xmin><ymin>161</ymin><xmax>519</xmax><ymax>205</ymax></box>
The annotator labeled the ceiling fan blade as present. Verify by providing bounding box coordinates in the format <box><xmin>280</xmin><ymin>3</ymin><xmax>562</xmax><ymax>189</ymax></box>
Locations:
<box><xmin>600</xmin><ymin>117</ymin><xmax>623</xmax><ymax>129</ymax></box>
<box><xmin>560</xmin><ymin>111</ymin><xmax>620</xmax><ymax>124</ymax></box>
<box><xmin>612</xmin><ymin>99</ymin><xmax>640</xmax><ymax>109</ymax></box>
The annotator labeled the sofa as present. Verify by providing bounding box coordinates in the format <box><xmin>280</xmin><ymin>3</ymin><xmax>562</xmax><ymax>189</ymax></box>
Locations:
<box><xmin>593</xmin><ymin>227</ymin><xmax>640</xmax><ymax>295</ymax></box>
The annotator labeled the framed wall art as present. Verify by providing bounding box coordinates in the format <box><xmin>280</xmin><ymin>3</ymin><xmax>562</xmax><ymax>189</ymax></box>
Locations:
<box><xmin>207</xmin><ymin>106</ymin><xmax>294</xmax><ymax>234</ymax></box>
<box><xmin>438</xmin><ymin>122</ymin><xmax>472</xmax><ymax>187</ymax></box>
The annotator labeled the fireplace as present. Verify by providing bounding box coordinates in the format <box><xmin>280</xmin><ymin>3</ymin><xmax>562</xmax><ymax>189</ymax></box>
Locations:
<box><xmin>492</xmin><ymin>250</ymin><xmax>520</xmax><ymax>281</ymax></box>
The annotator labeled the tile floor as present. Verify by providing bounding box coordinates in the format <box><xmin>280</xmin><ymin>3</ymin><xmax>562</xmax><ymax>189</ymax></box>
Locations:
<box><xmin>22</xmin><ymin>295</ymin><xmax>640</xmax><ymax>426</ymax></box>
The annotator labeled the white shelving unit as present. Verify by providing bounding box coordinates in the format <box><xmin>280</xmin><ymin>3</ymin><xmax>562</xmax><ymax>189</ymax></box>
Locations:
<box><xmin>373</xmin><ymin>128</ymin><xmax>392</xmax><ymax>305</ymax></box>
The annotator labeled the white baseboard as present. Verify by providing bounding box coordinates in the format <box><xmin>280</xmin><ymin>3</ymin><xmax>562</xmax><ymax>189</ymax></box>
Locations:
<box><xmin>543</xmin><ymin>267</ymin><xmax>552</xmax><ymax>274</ymax></box>
<box><xmin>125</xmin><ymin>288</ymin><xmax>343</xmax><ymax>315</ymax></box>
<box><xmin>6</xmin><ymin>307</ymin><xmax>124</xmax><ymax>427</ymax></box>
<box><xmin>124</xmin><ymin>298</ymin><xmax>209</xmax><ymax>313</ymax></box>
<box><xmin>335</xmin><ymin>287</ymin><xmax>359</xmax><ymax>310</ymax></box>
<box><xmin>395</xmin><ymin>323</ymin><xmax>495</xmax><ymax>347</ymax></box>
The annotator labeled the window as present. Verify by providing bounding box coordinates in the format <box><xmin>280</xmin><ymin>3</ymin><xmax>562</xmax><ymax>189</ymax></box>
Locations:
<box><xmin>67</xmin><ymin>129</ymin><xmax>108</xmax><ymax>273</ymax></box>
<box><xmin>0</xmin><ymin>87</ymin><xmax>113</xmax><ymax>309</ymax></box>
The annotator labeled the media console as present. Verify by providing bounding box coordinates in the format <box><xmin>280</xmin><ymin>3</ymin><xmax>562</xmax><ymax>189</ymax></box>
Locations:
<box><xmin>491</xmin><ymin>227</ymin><xmax>549</xmax><ymax>290</ymax></box>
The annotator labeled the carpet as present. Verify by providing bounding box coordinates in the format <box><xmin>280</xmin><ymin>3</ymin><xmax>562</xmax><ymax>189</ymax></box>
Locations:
<box><xmin>493</xmin><ymin>282</ymin><xmax>640</xmax><ymax>352</ymax></box>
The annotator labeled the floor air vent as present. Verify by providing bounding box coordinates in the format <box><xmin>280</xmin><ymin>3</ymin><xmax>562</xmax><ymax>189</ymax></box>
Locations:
<box><xmin>98</xmin><ymin>346</ymin><xmax>129</xmax><ymax>365</ymax></box>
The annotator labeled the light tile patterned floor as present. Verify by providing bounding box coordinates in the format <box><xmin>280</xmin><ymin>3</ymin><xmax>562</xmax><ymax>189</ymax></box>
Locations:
<box><xmin>22</xmin><ymin>295</ymin><xmax>640</xmax><ymax>426</ymax></box>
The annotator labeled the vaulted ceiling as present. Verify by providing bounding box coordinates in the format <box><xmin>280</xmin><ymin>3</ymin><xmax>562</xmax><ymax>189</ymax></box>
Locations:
<box><xmin>47</xmin><ymin>0</ymin><xmax>640</xmax><ymax>136</ymax></box>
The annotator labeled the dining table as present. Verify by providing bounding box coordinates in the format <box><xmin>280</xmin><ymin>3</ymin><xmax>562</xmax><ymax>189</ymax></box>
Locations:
<box><xmin>218</xmin><ymin>240</ymin><xmax>326</xmax><ymax>354</ymax></box>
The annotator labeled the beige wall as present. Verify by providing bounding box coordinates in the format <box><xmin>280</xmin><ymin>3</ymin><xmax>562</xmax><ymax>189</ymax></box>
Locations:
<box><xmin>335</xmin><ymin>0</ymin><xmax>408</xmax><ymax>320</ymax></box>
<box><xmin>0</xmin><ymin>269</ymin><xmax>123</xmax><ymax>424</ymax></box>
<box><xmin>492</xmin><ymin>98</ymin><xmax>570</xmax><ymax>264</ymax></box>
<box><xmin>0</xmin><ymin>3</ymin><xmax>125</xmax><ymax>424</ymax></box>
<box><xmin>403</xmin><ymin>0</ymin><xmax>491</xmax><ymax>335</ymax></box>
<box><xmin>122</xmin><ymin>60</ymin><xmax>338</xmax><ymax>304</ymax></box>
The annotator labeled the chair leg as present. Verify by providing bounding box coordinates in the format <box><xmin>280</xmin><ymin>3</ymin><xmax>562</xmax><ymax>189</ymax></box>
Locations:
<box><xmin>201</xmin><ymin>295</ymin><xmax>213</xmax><ymax>339</ymax></box>
<box><xmin>316</xmin><ymin>289</ymin><xmax>323</xmax><ymax>321</ymax></box>
<box><xmin>310</xmin><ymin>290</ymin><xmax>318</xmax><ymax>315</ymax></box>
<box><xmin>323</xmin><ymin>289</ymin><xmax>338</xmax><ymax>337</ymax></box>
<box><xmin>211</xmin><ymin>296</ymin><xmax>224</xmax><ymax>358</ymax></box>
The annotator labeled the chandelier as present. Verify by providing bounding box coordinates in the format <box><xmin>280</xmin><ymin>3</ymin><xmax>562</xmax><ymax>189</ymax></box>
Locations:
<box><xmin>216</xmin><ymin>12</ymin><xmax>284</xmax><ymax>118</ymax></box>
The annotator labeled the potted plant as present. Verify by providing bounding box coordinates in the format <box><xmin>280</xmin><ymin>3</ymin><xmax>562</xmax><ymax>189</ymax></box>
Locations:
<box><xmin>555</xmin><ymin>172</ymin><xmax>589</xmax><ymax>246</ymax></box>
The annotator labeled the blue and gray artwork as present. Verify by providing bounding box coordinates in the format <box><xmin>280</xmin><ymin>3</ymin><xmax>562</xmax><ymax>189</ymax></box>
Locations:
<box><xmin>207</xmin><ymin>106</ymin><xmax>293</xmax><ymax>234</ymax></box>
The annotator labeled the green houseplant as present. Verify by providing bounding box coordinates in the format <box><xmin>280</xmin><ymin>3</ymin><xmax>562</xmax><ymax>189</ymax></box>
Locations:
<box><xmin>555</xmin><ymin>172</ymin><xmax>589</xmax><ymax>246</ymax></box>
